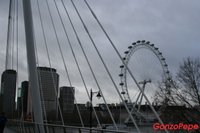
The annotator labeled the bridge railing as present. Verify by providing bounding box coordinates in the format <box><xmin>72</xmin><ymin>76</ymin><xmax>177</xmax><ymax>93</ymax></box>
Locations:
<box><xmin>7</xmin><ymin>120</ymin><xmax>130</xmax><ymax>133</ymax></box>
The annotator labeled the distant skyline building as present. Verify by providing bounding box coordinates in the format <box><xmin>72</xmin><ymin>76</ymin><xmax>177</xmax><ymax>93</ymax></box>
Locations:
<box><xmin>59</xmin><ymin>86</ymin><xmax>75</xmax><ymax>113</ymax></box>
<box><xmin>0</xmin><ymin>69</ymin><xmax>17</xmax><ymax>118</ymax></box>
<box><xmin>21</xmin><ymin>81</ymin><xmax>29</xmax><ymax>114</ymax></box>
<box><xmin>17</xmin><ymin>87</ymin><xmax>22</xmax><ymax>116</ymax></box>
<box><xmin>17</xmin><ymin>81</ymin><xmax>31</xmax><ymax>119</ymax></box>
<box><xmin>37</xmin><ymin>67</ymin><xmax>59</xmax><ymax>118</ymax></box>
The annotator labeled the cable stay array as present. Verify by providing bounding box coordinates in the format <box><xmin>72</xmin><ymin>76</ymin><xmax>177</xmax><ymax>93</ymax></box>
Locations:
<box><xmin>4</xmin><ymin>0</ymin><xmax>186</xmax><ymax>133</ymax></box>
<box><xmin>5</xmin><ymin>0</ymin><xmax>18</xmax><ymax>70</ymax></box>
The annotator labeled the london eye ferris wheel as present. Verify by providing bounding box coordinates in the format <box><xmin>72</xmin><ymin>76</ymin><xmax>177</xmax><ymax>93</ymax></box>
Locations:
<box><xmin>119</xmin><ymin>40</ymin><xmax>172</xmax><ymax>106</ymax></box>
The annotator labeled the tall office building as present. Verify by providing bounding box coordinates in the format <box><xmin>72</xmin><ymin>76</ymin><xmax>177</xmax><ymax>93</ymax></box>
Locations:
<box><xmin>21</xmin><ymin>81</ymin><xmax>29</xmax><ymax>114</ymax></box>
<box><xmin>0</xmin><ymin>69</ymin><xmax>17</xmax><ymax>118</ymax></box>
<box><xmin>17</xmin><ymin>97</ymin><xmax>22</xmax><ymax>114</ymax></box>
<box><xmin>17</xmin><ymin>87</ymin><xmax>22</xmax><ymax>116</ymax></box>
<box><xmin>59</xmin><ymin>86</ymin><xmax>75</xmax><ymax>113</ymax></box>
<box><xmin>17</xmin><ymin>81</ymin><xmax>31</xmax><ymax>119</ymax></box>
<box><xmin>37</xmin><ymin>67</ymin><xmax>59</xmax><ymax>117</ymax></box>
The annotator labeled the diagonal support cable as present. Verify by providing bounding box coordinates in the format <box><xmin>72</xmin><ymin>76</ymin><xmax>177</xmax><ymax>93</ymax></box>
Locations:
<box><xmin>61</xmin><ymin>0</ymin><xmax>121</xmax><ymax>129</ymax></box>
<box><xmin>35</xmin><ymin>0</ymin><xmax>58</xmax><ymax>126</ymax></box>
<box><xmin>83</xmin><ymin>1</ymin><xmax>168</xmax><ymax>133</ymax></box>
<box><xmin>53</xmin><ymin>0</ymin><xmax>101</xmax><ymax>128</ymax></box>
<box><xmin>70</xmin><ymin>0</ymin><xmax>124</xmax><ymax>130</ymax></box>
<box><xmin>43</xmin><ymin>0</ymin><xmax>84</xmax><ymax>126</ymax></box>
<box><xmin>11</xmin><ymin>0</ymin><xmax>15</xmax><ymax>70</ymax></box>
<box><xmin>70</xmin><ymin>0</ymin><xmax>150</xmax><ymax>132</ymax></box>
<box><xmin>5</xmin><ymin>0</ymin><xmax>13</xmax><ymax>70</ymax></box>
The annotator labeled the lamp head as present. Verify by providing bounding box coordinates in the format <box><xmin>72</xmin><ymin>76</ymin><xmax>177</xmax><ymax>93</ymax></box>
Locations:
<box><xmin>96</xmin><ymin>92</ymin><xmax>101</xmax><ymax>99</ymax></box>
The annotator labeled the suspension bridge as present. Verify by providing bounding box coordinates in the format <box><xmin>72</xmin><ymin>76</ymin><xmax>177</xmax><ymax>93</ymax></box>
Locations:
<box><xmin>0</xmin><ymin>0</ymin><xmax>193</xmax><ymax>133</ymax></box>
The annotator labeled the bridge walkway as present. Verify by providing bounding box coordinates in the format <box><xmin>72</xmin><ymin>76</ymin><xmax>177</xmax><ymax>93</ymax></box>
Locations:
<box><xmin>4</xmin><ymin>128</ymin><xmax>17</xmax><ymax>133</ymax></box>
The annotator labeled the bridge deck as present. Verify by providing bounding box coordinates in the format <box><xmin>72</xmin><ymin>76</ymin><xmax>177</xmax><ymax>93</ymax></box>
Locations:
<box><xmin>4</xmin><ymin>128</ymin><xmax>17</xmax><ymax>133</ymax></box>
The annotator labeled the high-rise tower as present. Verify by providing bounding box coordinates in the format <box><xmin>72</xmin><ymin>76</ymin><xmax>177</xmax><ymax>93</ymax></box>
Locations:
<box><xmin>0</xmin><ymin>69</ymin><xmax>17</xmax><ymax>118</ymax></box>
<box><xmin>37</xmin><ymin>67</ymin><xmax>59</xmax><ymax>119</ymax></box>
<box><xmin>59</xmin><ymin>86</ymin><xmax>75</xmax><ymax>113</ymax></box>
<box><xmin>21</xmin><ymin>81</ymin><xmax>29</xmax><ymax>114</ymax></box>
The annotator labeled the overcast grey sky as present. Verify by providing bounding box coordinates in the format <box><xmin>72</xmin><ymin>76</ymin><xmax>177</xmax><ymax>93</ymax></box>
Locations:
<box><xmin>0</xmin><ymin>0</ymin><xmax>200</xmax><ymax>104</ymax></box>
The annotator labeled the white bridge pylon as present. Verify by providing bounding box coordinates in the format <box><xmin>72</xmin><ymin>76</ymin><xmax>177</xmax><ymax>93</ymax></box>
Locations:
<box><xmin>22</xmin><ymin>0</ymin><xmax>45</xmax><ymax>132</ymax></box>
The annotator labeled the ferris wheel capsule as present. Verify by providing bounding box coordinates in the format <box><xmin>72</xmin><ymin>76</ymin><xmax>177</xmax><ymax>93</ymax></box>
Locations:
<box><xmin>120</xmin><ymin>65</ymin><xmax>124</xmax><ymax>68</ymax></box>
<box><xmin>121</xmin><ymin>91</ymin><xmax>125</xmax><ymax>95</ymax></box>
<box><xmin>128</xmin><ymin>46</ymin><xmax>132</xmax><ymax>49</ymax></box>
<box><xmin>146</xmin><ymin>41</ymin><xmax>150</xmax><ymax>44</ymax></box>
<box><xmin>119</xmin><ymin>73</ymin><xmax>123</xmax><ymax>77</ymax></box>
<box><xmin>124</xmin><ymin>51</ymin><xmax>129</xmax><ymax>54</ymax></box>
<box><xmin>119</xmin><ymin>82</ymin><xmax>124</xmax><ymax>86</ymax></box>
<box><xmin>132</xmin><ymin>42</ymin><xmax>136</xmax><ymax>45</ymax></box>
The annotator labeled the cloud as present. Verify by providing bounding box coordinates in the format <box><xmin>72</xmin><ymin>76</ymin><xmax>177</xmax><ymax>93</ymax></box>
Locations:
<box><xmin>0</xmin><ymin>0</ymin><xmax>200</xmax><ymax>104</ymax></box>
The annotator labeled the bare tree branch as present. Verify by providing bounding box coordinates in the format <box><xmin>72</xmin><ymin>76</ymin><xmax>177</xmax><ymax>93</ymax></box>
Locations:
<box><xmin>177</xmin><ymin>57</ymin><xmax>200</xmax><ymax>106</ymax></box>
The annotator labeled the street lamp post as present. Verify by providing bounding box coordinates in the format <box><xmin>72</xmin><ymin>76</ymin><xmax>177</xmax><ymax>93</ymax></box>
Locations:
<box><xmin>89</xmin><ymin>88</ymin><xmax>101</xmax><ymax>132</ymax></box>
<box><xmin>90</xmin><ymin>89</ymin><xmax>92</xmax><ymax>131</ymax></box>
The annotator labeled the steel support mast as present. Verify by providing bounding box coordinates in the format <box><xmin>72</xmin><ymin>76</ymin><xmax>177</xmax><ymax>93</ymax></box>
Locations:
<box><xmin>22</xmin><ymin>0</ymin><xmax>45</xmax><ymax>132</ymax></box>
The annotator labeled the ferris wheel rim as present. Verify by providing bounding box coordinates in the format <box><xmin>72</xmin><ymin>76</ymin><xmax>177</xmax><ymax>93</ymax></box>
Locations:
<box><xmin>119</xmin><ymin>40</ymin><xmax>171</xmax><ymax>103</ymax></box>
